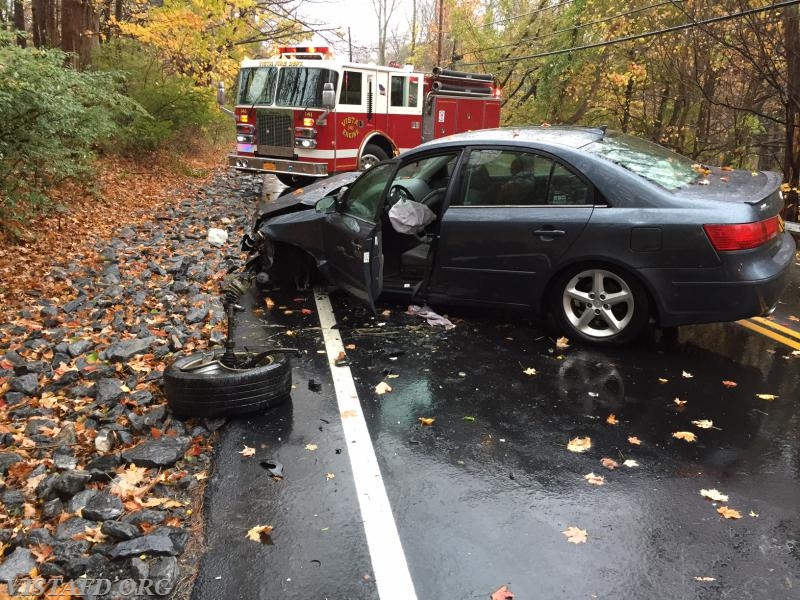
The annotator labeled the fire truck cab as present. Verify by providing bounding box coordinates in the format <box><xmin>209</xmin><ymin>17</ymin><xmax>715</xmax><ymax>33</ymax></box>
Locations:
<box><xmin>227</xmin><ymin>45</ymin><xmax>501</xmax><ymax>187</ymax></box>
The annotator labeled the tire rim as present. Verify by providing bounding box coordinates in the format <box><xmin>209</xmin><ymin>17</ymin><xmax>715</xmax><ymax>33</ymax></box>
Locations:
<box><xmin>181</xmin><ymin>352</ymin><xmax>275</xmax><ymax>374</ymax></box>
<box><xmin>359</xmin><ymin>153</ymin><xmax>381</xmax><ymax>170</ymax></box>
<box><xmin>562</xmin><ymin>269</ymin><xmax>634</xmax><ymax>338</ymax></box>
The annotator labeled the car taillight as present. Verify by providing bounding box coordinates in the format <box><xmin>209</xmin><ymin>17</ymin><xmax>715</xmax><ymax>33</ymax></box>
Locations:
<box><xmin>703</xmin><ymin>215</ymin><xmax>781</xmax><ymax>251</ymax></box>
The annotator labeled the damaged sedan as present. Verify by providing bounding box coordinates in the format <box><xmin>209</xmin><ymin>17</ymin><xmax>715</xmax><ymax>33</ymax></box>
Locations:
<box><xmin>242</xmin><ymin>126</ymin><xmax>796</xmax><ymax>345</ymax></box>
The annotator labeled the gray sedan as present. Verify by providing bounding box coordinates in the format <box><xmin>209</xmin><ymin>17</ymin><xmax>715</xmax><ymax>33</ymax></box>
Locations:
<box><xmin>243</xmin><ymin>126</ymin><xmax>796</xmax><ymax>345</ymax></box>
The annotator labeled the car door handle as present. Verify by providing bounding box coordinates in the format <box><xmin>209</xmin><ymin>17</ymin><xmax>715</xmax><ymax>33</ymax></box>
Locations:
<box><xmin>533</xmin><ymin>228</ymin><xmax>566</xmax><ymax>237</ymax></box>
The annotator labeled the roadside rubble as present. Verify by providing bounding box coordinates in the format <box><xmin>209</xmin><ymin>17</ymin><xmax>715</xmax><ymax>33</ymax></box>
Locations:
<box><xmin>0</xmin><ymin>171</ymin><xmax>263</xmax><ymax>597</ymax></box>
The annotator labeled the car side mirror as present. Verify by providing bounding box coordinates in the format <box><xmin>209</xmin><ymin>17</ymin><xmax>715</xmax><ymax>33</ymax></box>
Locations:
<box><xmin>216</xmin><ymin>81</ymin><xmax>234</xmax><ymax>118</ymax></box>
<box><xmin>322</xmin><ymin>82</ymin><xmax>335</xmax><ymax>109</ymax></box>
<box><xmin>315</xmin><ymin>196</ymin><xmax>336</xmax><ymax>213</ymax></box>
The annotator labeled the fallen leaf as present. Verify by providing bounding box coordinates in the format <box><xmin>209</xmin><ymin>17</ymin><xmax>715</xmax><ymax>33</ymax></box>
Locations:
<box><xmin>567</xmin><ymin>436</ymin><xmax>591</xmax><ymax>453</ymax></box>
<box><xmin>387</xmin><ymin>373</ymin><xmax>399</xmax><ymax>379</ymax></box>
<box><xmin>301</xmin><ymin>308</ymin><xmax>314</xmax><ymax>315</ymax></box>
<box><xmin>463</xmin><ymin>416</ymin><xmax>476</xmax><ymax>422</ymax></box>
<box><xmin>556</xmin><ymin>336</ymin><xmax>570</xmax><ymax>349</ymax></box>
<box><xmin>789</xmin><ymin>315</ymin><xmax>799</xmax><ymax>322</ymax></box>
<box><xmin>600</xmin><ymin>457</ymin><xmax>619</xmax><ymax>470</ymax></box>
<box><xmin>325</xmin><ymin>472</ymin><xmax>335</xmax><ymax>480</ymax></box>
<box><xmin>381</xmin><ymin>309</ymin><xmax>391</xmax><ymax>316</ymax></box>
<box><xmin>628</xmin><ymin>436</ymin><xmax>642</xmax><ymax>445</ymax></box>
<box><xmin>721</xmin><ymin>380</ymin><xmax>737</xmax><ymax>388</ymax></box>
<box><xmin>562</xmin><ymin>526</ymin><xmax>588</xmax><ymax>544</ymax></box>
<box><xmin>305</xmin><ymin>443</ymin><xmax>318</xmax><ymax>451</ymax></box>
<box><xmin>194</xmin><ymin>472</ymin><xmax>208</xmax><ymax>481</ymax></box>
<box><xmin>264</xmin><ymin>297</ymin><xmax>276</xmax><ymax>310</ymax></box>
<box><xmin>682</xmin><ymin>370</ymin><xmax>693</xmax><ymax>378</ymax></box>
<box><xmin>246</xmin><ymin>524</ymin><xmax>274</xmax><ymax>543</ymax></box>
<box><xmin>490</xmin><ymin>584</ymin><xmax>515</xmax><ymax>600</ymax></box>
<box><xmin>375</xmin><ymin>382</ymin><xmax>392</xmax><ymax>395</ymax></box>
<box><xmin>658</xmin><ymin>378</ymin><xmax>669</xmax><ymax>384</ymax></box>
<box><xmin>583</xmin><ymin>472</ymin><xmax>605</xmax><ymax>486</ymax></box>
<box><xmin>623</xmin><ymin>459</ymin><xmax>639</xmax><ymax>468</ymax></box>
<box><xmin>672</xmin><ymin>431</ymin><xmax>697</xmax><ymax>442</ymax></box>
<box><xmin>717</xmin><ymin>506</ymin><xmax>742</xmax><ymax>519</ymax></box>
<box><xmin>239</xmin><ymin>445</ymin><xmax>256</xmax><ymax>457</ymax></box>
<box><xmin>606</xmin><ymin>414</ymin><xmax>618</xmax><ymax>425</ymax></box>
<box><xmin>700</xmin><ymin>488</ymin><xmax>729</xmax><ymax>502</ymax></box>
<box><xmin>756</xmin><ymin>393</ymin><xmax>778</xmax><ymax>401</ymax></box>
<box><xmin>418</xmin><ymin>417</ymin><xmax>435</xmax><ymax>426</ymax></box>
<box><xmin>693</xmin><ymin>576</ymin><xmax>716</xmax><ymax>582</ymax></box>
<box><xmin>749</xmin><ymin>510</ymin><xmax>759</xmax><ymax>517</ymax></box>
<box><xmin>522</xmin><ymin>367</ymin><xmax>537</xmax><ymax>376</ymax></box>
<box><xmin>692</xmin><ymin>420</ymin><xmax>716</xmax><ymax>429</ymax></box>
<box><xmin>674</xmin><ymin>398</ymin><xmax>687</xmax><ymax>407</ymax></box>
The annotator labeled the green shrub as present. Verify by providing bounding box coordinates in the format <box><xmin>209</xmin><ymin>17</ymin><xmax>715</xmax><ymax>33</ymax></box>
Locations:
<box><xmin>92</xmin><ymin>40</ymin><xmax>224</xmax><ymax>155</ymax></box>
<box><xmin>0</xmin><ymin>31</ymin><xmax>139</xmax><ymax>222</ymax></box>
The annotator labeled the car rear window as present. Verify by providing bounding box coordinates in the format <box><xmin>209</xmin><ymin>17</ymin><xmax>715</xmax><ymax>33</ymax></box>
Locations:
<box><xmin>584</xmin><ymin>133</ymin><xmax>698</xmax><ymax>190</ymax></box>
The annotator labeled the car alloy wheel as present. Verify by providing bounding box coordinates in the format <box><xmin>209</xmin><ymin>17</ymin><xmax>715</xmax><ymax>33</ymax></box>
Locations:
<box><xmin>554</xmin><ymin>265</ymin><xmax>648</xmax><ymax>344</ymax></box>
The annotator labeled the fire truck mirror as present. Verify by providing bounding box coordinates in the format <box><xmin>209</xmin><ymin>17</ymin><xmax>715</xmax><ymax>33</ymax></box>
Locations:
<box><xmin>322</xmin><ymin>82</ymin><xmax>335</xmax><ymax>109</ymax></box>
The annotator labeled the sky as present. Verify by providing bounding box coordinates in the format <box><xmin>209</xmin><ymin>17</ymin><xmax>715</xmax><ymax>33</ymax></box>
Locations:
<box><xmin>294</xmin><ymin>0</ymin><xmax>415</xmax><ymax>59</ymax></box>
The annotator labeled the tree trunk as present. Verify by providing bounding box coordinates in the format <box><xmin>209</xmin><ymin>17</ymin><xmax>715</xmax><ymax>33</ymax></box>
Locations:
<box><xmin>783</xmin><ymin>5</ymin><xmax>800</xmax><ymax>221</ymax></box>
<box><xmin>13</xmin><ymin>0</ymin><xmax>26</xmax><ymax>47</ymax></box>
<box><xmin>61</xmin><ymin>0</ymin><xmax>82</xmax><ymax>64</ymax></box>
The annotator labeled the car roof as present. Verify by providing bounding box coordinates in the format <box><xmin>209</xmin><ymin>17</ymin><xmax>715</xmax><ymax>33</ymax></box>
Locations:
<box><xmin>417</xmin><ymin>126</ymin><xmax>606</xmax><ymax>150</ymax></box>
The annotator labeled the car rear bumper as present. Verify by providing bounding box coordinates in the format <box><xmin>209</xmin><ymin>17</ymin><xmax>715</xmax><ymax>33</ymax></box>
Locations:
<box><xmin>643</xmin><ymin>232</ymin><xmax>797</xmax><ymax>327</ymax></box>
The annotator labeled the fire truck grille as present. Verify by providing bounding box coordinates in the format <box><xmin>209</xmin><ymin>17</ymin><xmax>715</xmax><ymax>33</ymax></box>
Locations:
<box><xmin>256</xmin><ymin>110</ymin><xmax>294</xmax><ymax>157</ymax></box>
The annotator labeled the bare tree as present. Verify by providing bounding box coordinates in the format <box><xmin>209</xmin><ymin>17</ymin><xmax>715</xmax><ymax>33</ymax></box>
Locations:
<box><xmin>372</xmin><ymin>0</ymin><xmax>399</xmax><ymax>64</ymax></box>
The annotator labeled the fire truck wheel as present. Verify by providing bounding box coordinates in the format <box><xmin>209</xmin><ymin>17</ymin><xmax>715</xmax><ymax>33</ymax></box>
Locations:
<box><xmin>276</xmin><ymin>173</ymin><xmax>315</xmax><ymax>188</ymax></box>
<box><xmin>360</xmin><ymin>145</ymin><xmax>389</xmax><ymax>170</ymax></box>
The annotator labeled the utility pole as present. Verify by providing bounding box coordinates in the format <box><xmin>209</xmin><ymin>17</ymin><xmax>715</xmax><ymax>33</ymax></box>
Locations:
<box><xmin>436</xmin><ymin>0</ymin><xmax>443</xmax><ymax>66</ymax></box>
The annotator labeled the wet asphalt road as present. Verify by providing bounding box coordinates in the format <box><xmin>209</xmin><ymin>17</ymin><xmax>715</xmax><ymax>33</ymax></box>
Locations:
<box><xmin>194</xmin><ymin>261</ymin><xmax>800</xmax><ymax>600</ymax></box>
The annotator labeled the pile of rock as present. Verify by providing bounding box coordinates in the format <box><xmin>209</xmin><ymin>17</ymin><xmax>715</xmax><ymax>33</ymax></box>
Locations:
<box><xmin>0</xmin><ymin>172</ymin><xmax>263</xmax><ymax>597</ymax></box>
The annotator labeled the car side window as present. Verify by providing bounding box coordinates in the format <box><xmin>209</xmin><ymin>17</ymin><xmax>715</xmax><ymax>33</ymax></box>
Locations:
<box><xmin>342</xmin><ymin>162</ymin><xmax>396</xmax><ymax>222</ymax></box>
<box><xmin>453</xmin><ymin>149</ymin><xmax>589</xmax><ymax>206</ymax></box>
<box><xmin>339</xmin><ymin>71</ymin><xmax>363</xmax><ymax>105</ymax></box>
<box><xmin>548</xmin><ymin>162</ymin><xmax>590</xmax><ymax>205</ymax></box>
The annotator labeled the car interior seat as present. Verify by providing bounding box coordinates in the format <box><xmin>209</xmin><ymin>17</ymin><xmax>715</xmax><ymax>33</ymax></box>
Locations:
<box><xmin>463</xmin><ymin>164</ymin><xmax>491</xmax><ymax>206</ymax></box>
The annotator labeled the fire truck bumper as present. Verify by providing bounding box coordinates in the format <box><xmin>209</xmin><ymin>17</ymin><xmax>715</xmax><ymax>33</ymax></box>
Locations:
<box><xmin>228</xmin><ymin>154</ymin><xmax>328</xmax><ymax>177</ymax></box>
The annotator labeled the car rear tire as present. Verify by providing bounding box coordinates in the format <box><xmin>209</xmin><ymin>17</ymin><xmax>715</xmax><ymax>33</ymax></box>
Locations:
<box><xmin>551</xmin><ymin>264</ymin><xmax>648</xmax><ymax>345</ymax></box>
<box><xmin>360</xmin><ymin>144</ymin><xmax>389</xmax><ymax>170</ymax></box>
<box><xmin>164</xmin><ymin>349</ymin><xmax>291</xmax><ymax>418</ymax></box>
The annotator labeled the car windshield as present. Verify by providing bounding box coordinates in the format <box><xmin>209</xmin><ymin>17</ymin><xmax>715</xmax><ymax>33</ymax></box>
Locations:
<box><xmin>276</xmin><ymin>68</ymin><xmax>339</xmax><ymax>108</ymax></box>
<box><xmin>584</xmin><ymin>133</ymin><xmax>698</xmax><ymax>190</ymax></box>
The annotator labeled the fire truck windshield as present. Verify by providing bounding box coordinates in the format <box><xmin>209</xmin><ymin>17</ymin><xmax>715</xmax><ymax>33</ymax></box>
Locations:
<box><xmin>275</xmin><ymin>67</ymin><xmax>339</xmax><ymax>108</ymax></box>
<box><xmin>237</xmin><ymin>67</ymin><xmax>278</xmax><ymax>105</ymax></box>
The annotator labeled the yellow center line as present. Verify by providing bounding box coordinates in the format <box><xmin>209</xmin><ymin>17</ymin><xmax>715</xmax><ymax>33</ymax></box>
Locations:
<box><xmin>737</xmin><ymin>319</ymin><xmax>800</xmax><ymax>350</ymax></box>
<box><xmin>750</xmin><ymin>316</ymin><xmax>800</xmax><ymax>341</ymax></box>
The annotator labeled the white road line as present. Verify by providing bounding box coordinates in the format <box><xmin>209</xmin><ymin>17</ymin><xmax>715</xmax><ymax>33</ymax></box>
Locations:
<box><xmin>314</xmin><ymin>290</ymin><xmax>418</xmax><ymax>600</ymax></box>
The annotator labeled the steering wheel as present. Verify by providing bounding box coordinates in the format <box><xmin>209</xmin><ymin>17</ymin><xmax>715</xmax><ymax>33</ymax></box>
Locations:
<box><xmin>388</xmin><ymin>185</ymin><xmax>415</xmax><ymax>205</ymax></box>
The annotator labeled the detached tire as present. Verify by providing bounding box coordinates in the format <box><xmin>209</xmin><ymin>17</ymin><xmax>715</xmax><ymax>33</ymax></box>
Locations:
<box><xmin>164</xmin><ymin>350</ymin><xmax>291</xmax><ymax>418</ymax></box>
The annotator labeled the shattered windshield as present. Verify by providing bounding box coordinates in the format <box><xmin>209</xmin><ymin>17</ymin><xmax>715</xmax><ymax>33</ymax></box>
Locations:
<box><xmin>237</xmin><ymin>67</ymin><xmax>278</xmax><ymax>105</ymax></box>
<box><xmin>584</xmin><ymin>133</ymin><xmax>698</xmax><ymax>190</ymax></box>
<box><xmin>276</xmin><ymin>68</ymin><xmax>339</xmax><ymax>108</ymax></box>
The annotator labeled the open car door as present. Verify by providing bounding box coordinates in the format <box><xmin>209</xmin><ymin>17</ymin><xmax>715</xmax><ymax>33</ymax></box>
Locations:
<box><xmin>321</xmin><ymin>161</ymin><xmax>397</xmax><ymax>311</ymax></box>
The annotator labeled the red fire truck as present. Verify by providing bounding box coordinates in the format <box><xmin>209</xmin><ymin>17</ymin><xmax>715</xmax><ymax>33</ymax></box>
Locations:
<box><xmin>224</xmin><ymin>45</ymin><xmax>502</xmax><ymax>187</ymax></box>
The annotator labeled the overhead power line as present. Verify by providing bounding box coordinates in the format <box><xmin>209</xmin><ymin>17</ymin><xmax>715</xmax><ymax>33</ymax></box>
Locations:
<box><xmin>477</xmin><ymin>0</ymin><xmax>682</xmax><ymax>54</ymax></box>
<box><xmin>483</xmin><ymin>0</ymin><xmax>575</xmax><ymax>28</ymax></box>
<box><xmin>462</xmin><ymin>0</ymin><xmax>800</xmax><ymax>66</ymax></box>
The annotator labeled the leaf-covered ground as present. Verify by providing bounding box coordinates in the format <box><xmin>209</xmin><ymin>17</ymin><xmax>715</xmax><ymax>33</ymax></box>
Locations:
<box><xmin>0</xmin><ymin>148</ymin><xmax>262</xmax><ymax>598</ymax></box>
